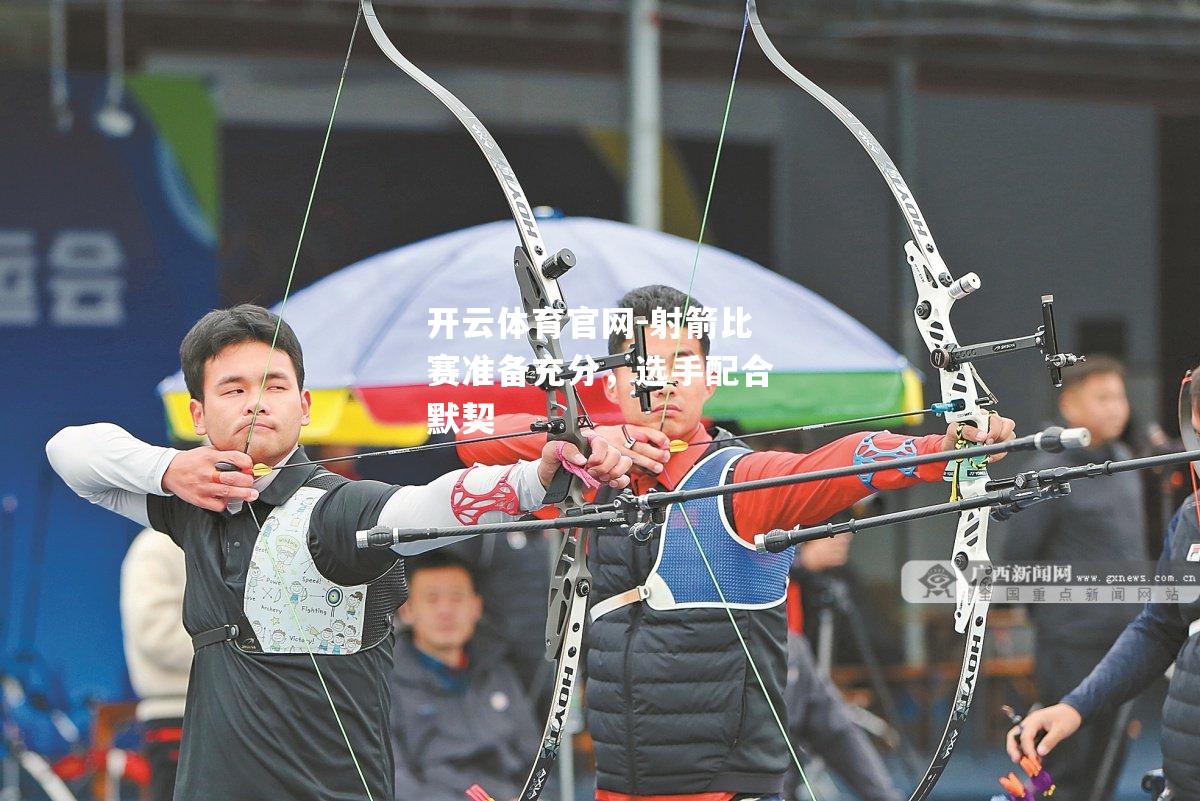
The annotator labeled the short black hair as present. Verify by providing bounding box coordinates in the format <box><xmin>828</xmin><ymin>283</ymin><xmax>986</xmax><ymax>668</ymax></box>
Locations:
<box><xmin>1060</xmin><ymin>354</ymin><xmax>1124</xmax><ymax>392</ymax></box>
<box><xmin>607</xmin><ymin>284</ymin><xmax>711</xmax><ymax>358</ymax></box>
<box><xmin>180</xmin><ymin>304</ymin><xmax>305</xmax><ymax>401</ymax></box>
<box><xmin>406</xmin><ymin>551</ymin><xmax>478</xmax><ymax>593</ymax></box>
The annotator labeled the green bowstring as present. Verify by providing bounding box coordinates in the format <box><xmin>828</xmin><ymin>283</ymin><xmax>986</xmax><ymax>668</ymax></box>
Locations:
<box><xmin>652</xmin><ymin>4</ymin><xmax>821</xmax><ymax>798</ymax></box>
<box><xmin>653</xmin><ymin>6</ymin><xmax>744</xmax><ymax>434</ymax></box>
<box><xmin>678</xmin><ymin>505</ymin><xmax>821</xmax><ymax>801</ymax></box>
<box><xmin>241</xmin><ymin>7</ymin><xmax>376</xmax><ymax>800</ymax></box>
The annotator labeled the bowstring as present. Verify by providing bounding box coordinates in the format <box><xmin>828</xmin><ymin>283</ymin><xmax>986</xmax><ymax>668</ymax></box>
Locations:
<box><xmin>677</xmin><ymin>506</ymin><xmax>821</xmax><ymax>800</ymax></box>
<box><xmin>653</xmin><ymin>4</ymin><xmax>747</xmax><ymax>434</ymax></box>
<box><xmin>240</xmin><ymin>7</ymin><xmax>376</xmax><ymax>800</ymax></box>
<box><xmin>656</xmin><ymin>5</ymin><xmax>821</xmax><ymax>797</ymax></box>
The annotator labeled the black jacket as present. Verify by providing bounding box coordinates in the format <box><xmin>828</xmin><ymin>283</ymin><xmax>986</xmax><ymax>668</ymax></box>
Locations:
<box><xmin>1062</xmin><ymin>497</ymin><xmax>1200</xmax><ymax>799</ymax></box>
<box><xmin>390</xmin><ymin>632</ymin><xmax>540</xmax><ymax>801</ymax></box>
<box><xmin>586</xmin><ymin>437</ymin><xmax>790</xmax><ymax>796</ymax></box>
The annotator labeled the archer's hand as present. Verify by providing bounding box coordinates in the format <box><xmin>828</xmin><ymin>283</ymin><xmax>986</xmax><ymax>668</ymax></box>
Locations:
<box><xmin>1005</xmin><ymin>703</ymin><xmax>1082</xmax><ymax>761</ymax></box>
<box><xmin>162</xmin><ymin>447</ymin><xmax>260</xmax><ymax>512</ymax></box>
<box><xmin>538</xmin><ymin>436</ymin><xmax>633</xmax><ymax>491</ymax></box>
<box><xmin>799</xmin><ymin>533</ymin><xmax>852</xmax><ymax>571</ymax></box>
<box><xmin>591</xmin><ymin>424</ymin><xmax>671</xmax><ymax>475</ymax></box>
<box><xmin>943</xmin><ymin>414</ymin><xmax>1017</xmax><ymax>462</ymax></box>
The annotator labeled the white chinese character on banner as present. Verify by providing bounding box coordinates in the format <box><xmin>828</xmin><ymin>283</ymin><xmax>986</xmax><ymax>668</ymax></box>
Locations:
<box><xmin>427</xmin><ymin>355</ymin><xmax>461</xmax><ymax>386</ymax></box>
<box><xmin>0</xmin><ymin>230</ymin><xmax>38</xmax><ymax>325</ymax></box>
<box><xmin>48</xmin><ymin>230</ymin><xmax>125</xmax><ymax>326</ymax></box>
<box><xmin>428</xmin><ymin>308</ymin><xmax>459</xmax><ymax>339</ymax></box>
<box><xmin>427</xmin><ymin>402</ymin><xmax>461</xmax><ymax>435</ymax></box>
<box><xmin>463</xmin><ymin>308</ymin><xmax>494</xmax><ymax>339</ymax></box>
<box><xmin>462</xmin><ymin>403</ymin><xmax>495</xmax><ymax>435</ymax></box>
<box><xmin>743</xmin><ymin>354</ymin><xmax>773</xmax><ymax>388</ymax></box>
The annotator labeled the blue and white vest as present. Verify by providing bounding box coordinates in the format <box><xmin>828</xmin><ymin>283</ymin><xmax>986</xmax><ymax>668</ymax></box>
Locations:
<box><xmin>590</xmin><ymin>447</ymin><xmax>794</xmax><ymax>621</ymax></box>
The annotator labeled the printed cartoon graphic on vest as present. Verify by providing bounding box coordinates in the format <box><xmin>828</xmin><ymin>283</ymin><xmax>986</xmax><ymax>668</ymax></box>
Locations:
<box><xmin>244</xmin><ymin>486</ymin><xmax>368</xmax><ymax>654</ymax></box>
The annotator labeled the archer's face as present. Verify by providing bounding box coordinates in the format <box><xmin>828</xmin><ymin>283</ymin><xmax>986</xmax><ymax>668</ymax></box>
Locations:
<box><xmin>189</xmin><ymin>340</ymin><xmax>311</xmax><ymax>466</ymax></box>
<box><xmin>604</xmin><ymin>325</ymin><xmax>715</xmax><ymax>441</ymax></box>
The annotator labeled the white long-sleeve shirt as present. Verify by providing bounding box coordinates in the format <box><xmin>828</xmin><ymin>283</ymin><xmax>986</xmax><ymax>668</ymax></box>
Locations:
<box><xmin>45</xmin><ymin>423</ymin><xmax>548</xmax><ymax>546</ymax></box>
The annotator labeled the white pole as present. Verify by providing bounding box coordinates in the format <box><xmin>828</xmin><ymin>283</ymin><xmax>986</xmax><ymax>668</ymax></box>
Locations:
<box><xmin>627</xmin><ymin>0</ymin><xmax>662</xmax><ymax>230</ymax></box>
<box><xmin>49</xmin><ymin>0</ymin><xmax>72</xmax><ymax>132</ymax></box>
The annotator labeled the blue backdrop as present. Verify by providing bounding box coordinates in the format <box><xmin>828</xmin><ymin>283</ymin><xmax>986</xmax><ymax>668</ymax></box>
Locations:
<box><xmin>0</xmin><ymin>72</ymin><xmax>216</xmax><ymax>706</ymax></box>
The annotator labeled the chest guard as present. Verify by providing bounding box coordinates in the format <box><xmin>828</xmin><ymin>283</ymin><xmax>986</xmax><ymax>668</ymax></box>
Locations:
<box><xmin>241</xmin><ymin>483</ymin><xmax>401</xmax><ymax>655</ymax></box>
<box><xmin>590</xmin><ymin>447</ymin><xmax>794</xmax><ymax>621</ymax></box>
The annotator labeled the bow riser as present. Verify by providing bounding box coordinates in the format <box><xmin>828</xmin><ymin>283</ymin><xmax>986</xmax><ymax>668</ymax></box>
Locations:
<box><xmin>907</xmin><ymin>241</ymin><xmax>995</xmax><ymax>633</ymax></box>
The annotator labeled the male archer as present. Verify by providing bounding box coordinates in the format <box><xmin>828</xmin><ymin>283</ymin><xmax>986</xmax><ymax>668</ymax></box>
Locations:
<box><xmin>457</xmin><ymin>284</ymin><xmax>1017</xmax><ymax>801</ymax></box>
<box><xmin>45</xmin><ymin>304</ymin><xmax>634</xmax><ymax>801</ymax></box>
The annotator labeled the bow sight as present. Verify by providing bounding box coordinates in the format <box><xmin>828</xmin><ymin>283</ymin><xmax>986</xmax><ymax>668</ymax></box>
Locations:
<box><xmin>923</xmin><ymin>293</ymin><xmax>1084</xmax><ymax>389</ymax></box>
<box><xmin>515</xmin><ymin>249</ymin><xmax>669</xmax><ymax>417</ymax></box>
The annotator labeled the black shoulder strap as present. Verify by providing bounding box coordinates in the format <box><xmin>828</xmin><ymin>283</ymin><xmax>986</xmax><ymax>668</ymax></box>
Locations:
<box><xmin>305</xmin><ymin>468</ymin><xmax>351</xmax><ymax>493</ymax></box>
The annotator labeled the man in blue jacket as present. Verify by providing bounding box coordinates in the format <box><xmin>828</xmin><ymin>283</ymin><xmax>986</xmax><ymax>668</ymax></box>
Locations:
<box><xmin>391</xmin><ymin>553</ymin><xmax>540</xmax><ymax>801</ymax></box>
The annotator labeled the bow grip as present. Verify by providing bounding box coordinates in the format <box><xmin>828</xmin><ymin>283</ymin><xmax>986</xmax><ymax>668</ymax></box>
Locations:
<box><xmin>543</xmin><ymin>463</ymin><xmax>575</xmax><ymax>506</ymax></box>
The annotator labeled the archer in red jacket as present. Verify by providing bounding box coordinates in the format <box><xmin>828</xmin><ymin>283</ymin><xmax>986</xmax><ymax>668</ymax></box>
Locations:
<box><xmin>458</xmin><ymin>284</ymin><xmax>1016</xmax><ymax>801</ymax></box>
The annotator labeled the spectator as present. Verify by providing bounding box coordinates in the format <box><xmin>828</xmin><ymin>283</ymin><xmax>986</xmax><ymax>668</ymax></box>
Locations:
<box><xmin>120</xmin><ymin>527</ymin><xmax>191</xmax><ymax>801</ymax></box>
<box><xmin>783</xmin><ymin>535</ymin><xmax>903</xmax><ymax>801</ymax></box>
<box><xmin>1009</xmin><ymin>361</ymin><xmax>1200</xmax><ymax>800</ymax></box>
<box><xmin>1002</xmin><ymin>356</ymin><xmax>1148</xmax><ymax>801</ymax></box>
<box><xmin>391</xmin><ymin>552</ymin><xmax>540</xmax><ymax>801</ymax></box>
<box><xmin>444</xmin><ymin>531</ymin><xmax>555</xmax><ymax>712</ymax></box>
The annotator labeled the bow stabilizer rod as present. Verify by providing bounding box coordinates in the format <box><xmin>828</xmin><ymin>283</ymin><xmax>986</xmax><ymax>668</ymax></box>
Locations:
<box><xmin>926</xmin><ymin>294</ymin><xmax>1084</xmax><ymax>388</ymax></box>
<box><xmin>758</xmin><ymin>444</ymin><xmax>1200</xmax><ymax>553</ymax></box>
<box><xmin>355</xmin><ymin>425</ymin><xmax>1090</xmax><ymax>550</ymax></box>
<box><xmin>632</xmin><ymin>425</ymin><xmax>1091</xmax><ymax>511</ymax></box>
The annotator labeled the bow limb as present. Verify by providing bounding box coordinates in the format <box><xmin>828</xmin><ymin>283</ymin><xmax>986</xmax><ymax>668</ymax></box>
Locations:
<box><xmin>357</xmin><ymin>5</ymin><xmax>591</xmax><ymax>798</ymax></box>
<box><xmin>746</xmin><ymin>3</ymin><xmax>1006</xmax><ymax>799</ymax></box>
<box><xmin>360</xmin><ymin>0</ymin><xmax>587</xmax><ymax>490</ymax></box>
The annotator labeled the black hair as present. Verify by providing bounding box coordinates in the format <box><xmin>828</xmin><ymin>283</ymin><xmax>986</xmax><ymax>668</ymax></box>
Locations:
<box><xmin>607</xmin><ymin>284</ymin><xmax>711</xmax><ymax>358</ymax></box>
<box><xmin>1059</xmin><ymin>354</ymin><xmax>1124</xmax><ymax>392</ymax></box>
<box><xmin>406</xmin><ymin>551</ymin><xmax>479</xmax><ymax>593</ymax></box>
<box><xmin>180</xmin><ymin>304</ymin><xmax>305</xmax><ymax>400</ymax></box>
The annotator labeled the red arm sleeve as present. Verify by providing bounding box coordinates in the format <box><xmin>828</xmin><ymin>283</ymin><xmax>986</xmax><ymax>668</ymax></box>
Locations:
<box><xmin>455</xmin><ymin>413</ymin><xmax>546</xmax><ymax>466</ymax></box>
<box><xmin>730</xmin><ymin>431</ymin><xmax>947</xmax><ymax>543</ymax></box>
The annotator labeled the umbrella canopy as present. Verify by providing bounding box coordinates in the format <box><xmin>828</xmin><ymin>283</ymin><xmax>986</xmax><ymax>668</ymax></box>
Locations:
<box><xmin>160</xmin><ymin>216</ymin><xmax>919</xmax><ymax>443</ymax></box>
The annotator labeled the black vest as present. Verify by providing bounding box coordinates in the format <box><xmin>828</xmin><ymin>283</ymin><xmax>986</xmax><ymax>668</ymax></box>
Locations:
<box><xmin>1162</xmin><ymin>496</ymin><xmax>1200</xmax><ymax>798</ymax></box>
<box><xmin>585</xmin><ymin>435</ymin><xmax>789</xmax><ymax>796</ymax></box>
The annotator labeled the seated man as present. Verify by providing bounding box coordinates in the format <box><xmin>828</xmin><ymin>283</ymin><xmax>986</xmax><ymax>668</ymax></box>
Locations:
<box><xmin>391</xmin><ymin>552</ymin><xmax>540</xmax><ymax>801</ymax></box>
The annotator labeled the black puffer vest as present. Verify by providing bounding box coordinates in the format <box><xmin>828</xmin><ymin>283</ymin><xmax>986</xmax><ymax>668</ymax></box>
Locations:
<box><xmin>1162</xmin><ymin>496</ymin><xmax>1200</xmax><ymax>798</ymax></box>
<box><xmin>585</xmin><ymin>435</ymin><xmax>789</xmax><ymax>796</ymax></box>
